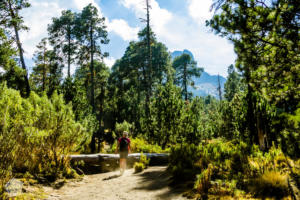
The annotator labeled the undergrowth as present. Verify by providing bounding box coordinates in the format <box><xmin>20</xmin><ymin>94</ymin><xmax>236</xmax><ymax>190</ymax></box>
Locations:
<box><xmin>109</xmin><ymin>137</ymin><xmax>170</xmax><ymax>153</ymax></box>
<box><xmin>134</xmin><ymin>153</ymin><xmax>150</xmax><ymax>173</ymax></box>
<box><xmin>0</xmin><ymin>85</ymin><xmax>89</xmax><ymax>197</ymax></box>
<box><xmin>168</xmin><ymin>138</ymin><xmax>298</xmax><ymax>199</ymax></box>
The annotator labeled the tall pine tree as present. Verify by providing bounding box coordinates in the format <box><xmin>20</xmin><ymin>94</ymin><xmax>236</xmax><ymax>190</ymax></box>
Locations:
<box><xmin>172</xmin><ymin>54</ymin><xmax>203</xmax><ymax>101</ymax></box>
<box><xmin>0</xmin><ymin>0</ymin><xmax>31</xmax><ymax>96</ymax></box>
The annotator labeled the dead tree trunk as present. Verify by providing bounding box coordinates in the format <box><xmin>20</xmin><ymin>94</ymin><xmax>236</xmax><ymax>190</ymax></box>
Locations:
<box><xmin>69</xmin><ymin>153</ymin><xmax>169</xmax><ymax>172</ymax></box>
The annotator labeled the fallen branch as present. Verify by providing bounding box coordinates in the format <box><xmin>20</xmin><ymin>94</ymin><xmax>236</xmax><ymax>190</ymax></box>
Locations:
<box><xmin>69</xmin><ymin>153</ymin><xmax>169</xmax><ymax>172</ymax></box>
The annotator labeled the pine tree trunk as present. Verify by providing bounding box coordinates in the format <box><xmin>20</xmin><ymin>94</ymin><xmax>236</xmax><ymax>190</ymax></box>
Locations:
<box><xmin>183</xmin><ymin>63</ymin><xmax>188</xmax><ymax>101</ymax></box>
<box><xmin>67</xmin><ymin>30</ymin><xmax>71</xmax><ymax>78</ymax></box>
<box><xmin>90</xmin><ymin>27</ymin><xmax>95</xmax><ymax>113</ymax></box>
<box><xmin>89</xmin><ymin>26</ymin><xmax>96</xmax><ymax>153</ymax></box>
<box><xmin>145</xmin><ymin>0</ymin><xmax>152</xmax><ymax>118</ymax></box>
<box><xmin>100</xmin><ymin>85</ymin><xmax>104</xmax><ymax>123</ymax></box>
<box><xmin>218</xmin><ymin>74</ymin><xmax>222</xmax><ymax>101</ymax></box>
<box><xmin>257</xmin><ymin>113</ymin><xmax>266</xmax><ymax>151</ymax></box>
<box><xmin>42</xmin><ymin>48</ymin><xmax>46</xmax><ymax>91</ymax></box>
<box><xmin>246</xmin><ymin>82</ymin><xmax>258</xmax><ymax>144</ymax></box>
<box><xmin>8</xmin><ymin>1</ymin><xmax>30</xmax><ymax>96</ymax></box>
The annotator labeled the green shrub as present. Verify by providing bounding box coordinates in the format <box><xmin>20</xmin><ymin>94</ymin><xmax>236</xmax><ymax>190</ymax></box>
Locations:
<box><xmin>109</xmin><ymin>137</ymin><xmax>168</xmax><ymax>154</ymax></box>
<box><xmin>130</xmin><ymin>137</ymin><xmax>168</xmax><ymax>153</ymax></box>
<box><xmin>194</xmin><ymin>164</ymin><xmax>213</xmax><ymax>194</ymax></box>
<box><xmin>134</xmin><ymin>162</ymin><xmax>145</xmax><ymax>173</ymax></box>
<box><xmin>168</xmin><ymin>143</ymin><xmax>202</xmax><ymax>180</ymax></box>
<box><xmin>248</xmin><ymin>145</ymin><xmax>291</xmax><ymax>177</ymax></box>
<box><xmin>115</xmin><ymin>121</ymin><xmax>132</xmax><ymax>137</ymax></box>
<box><xmin>168</xmin><ymin>138</ymin><xmax>295</xmax><ymax>198</ymax></box>
<box><xmin>140</xmin><ymin>153</ymin><xmax>150</xmax><ymax>168</ymax></box>
<box><xmin>168</xmin><ymin>139</ymin><xmax>248</xmax><ymax>181</ymax></box>
<box><xmin>0</xmin><ymin>84</ymin><xmax>90</xmax><ymax>189</ymax></box>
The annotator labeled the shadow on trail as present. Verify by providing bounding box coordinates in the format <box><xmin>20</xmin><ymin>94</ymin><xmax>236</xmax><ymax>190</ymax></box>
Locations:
<box><xmin>132</xmin><ymin>167</ymin><xmax>187</xmax><ymax>199</ymax></box>
<box><xmin>102</xmin><ymin>174</ymin><xmax>122</xmax><ymax>181</ymax></box>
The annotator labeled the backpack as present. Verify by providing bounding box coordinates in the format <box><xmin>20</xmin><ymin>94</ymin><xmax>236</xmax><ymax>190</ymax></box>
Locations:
<box><xmin>119</xmin><ymin>137</ymin><xmax>129</xmax><ymax>152</ymax></box>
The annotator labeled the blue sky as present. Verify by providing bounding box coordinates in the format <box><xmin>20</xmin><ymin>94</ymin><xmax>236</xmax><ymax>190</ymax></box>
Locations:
<box><xmin>19</xmin><ymin>0</ymin><xmax>236</xmax><ymax>77</ymax></box>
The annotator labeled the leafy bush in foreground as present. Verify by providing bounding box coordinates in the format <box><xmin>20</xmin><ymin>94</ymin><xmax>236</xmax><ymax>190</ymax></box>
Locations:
<box><xmin>0</xmin><ymin>84</ymin><xmax>90</xmax><ymax>193</ymax></box>
<box><xmin>169</xmin><ymin>139</ymin><xmax>296</xmax><ymax>199</ymax></box>
<box><xmin>133</xmin><ymin>153</ymin><xmax>150</xmax><ymax>173</ymax></box>
<box><xmin>133</xmin><ymin>162</ymin><xmax>145</xmax><ymax>173</ymax></box>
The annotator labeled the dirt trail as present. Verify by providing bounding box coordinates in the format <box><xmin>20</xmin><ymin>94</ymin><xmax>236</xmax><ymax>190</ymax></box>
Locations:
<box><xmin>45</xmin><ymin>166</ymin><xmax>188</xmax><ymax>200</ymax></box>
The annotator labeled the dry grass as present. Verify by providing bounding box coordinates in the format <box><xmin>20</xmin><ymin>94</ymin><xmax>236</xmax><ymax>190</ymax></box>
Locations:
<box><xmin>250</xmin><ymin>171</ymin><xmax>289</xmax><ymax>198</ymax></box>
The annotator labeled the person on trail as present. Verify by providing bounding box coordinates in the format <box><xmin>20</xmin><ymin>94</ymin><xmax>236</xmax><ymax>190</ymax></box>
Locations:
<box><xmin>115</xmin><ymin>131</ymin><xmax>131</xmax><ymax>174</ymax></box>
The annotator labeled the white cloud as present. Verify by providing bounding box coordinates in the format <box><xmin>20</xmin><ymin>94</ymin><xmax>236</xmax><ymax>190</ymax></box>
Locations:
<box><xmin>20</xmin><ymin>0</ymin><xmax>103</xmax><ymax>61</ymax></box>
<box><xmin>18</xmin><ymin>0</ymin><xmax>235</xmax><ymax>77</ymax></box>
<box><xmin>161</xmin><ymin>16</ymin><xmax>235</xmax><ymax>76</ymax></box>
<box><xmin>61</xmin><ymin>64</ymin><xmax>77</xmax><ymax>78</ymax></box>
<box><xmin>104</xmin><ymin>57</ymin><xmax>116</xmax><ymax>68</ymax></box>
<box><xmin>120</xmin><ymin>0</ymin><xmax>172</xmax><ymax>37</ymax></box>
<box><xmin>18</xmin><ymin>0</ymin><xmax>136</xmax><ymax>78</ymax></box>
<box><xmin>73</xmin><ymin>0</ymin><xmax>101</xmax><ymax>12</ymax></box>
<box><xmin>107</xmin><ymin>19</ymin><xmax>139</xmax><ymax>41</ymax></box>
<box><xmin>120</xmin><ymin>0</ymin><xmax>235</xmax><ymax>76</ymax></box>
<box><xmin>188</xmin><ymin>0</ymin><xmax>214</xmax><ymax>24</ymax></box>
<box><xmin>20</xmin><ymin>1</ymin><xmax>62</xmax><ymax>59</ymax></box>
<box><xmin>0</xmin><ymin>66</ymin><xmax>5</xmax><ymax>74</ymax></box>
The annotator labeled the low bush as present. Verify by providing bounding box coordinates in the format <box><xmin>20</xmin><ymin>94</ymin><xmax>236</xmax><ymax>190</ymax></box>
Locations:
<box><xmin>133</xmin><ymin>153</ymin><xmax>149</xmax><ymax>173</ymax></box>
<box><xmin>168</xmin><ymin>138</ymin><xmax>296</xmax><ymax>198</ymax></box>
<box><xmin>109</xmin><ymin>137</ymin><xmax>169</xmax><ymax>153</ymax></box>
<box><xmin>133</xmin><ymin>162</ymin><xmax>145</xmax><ymax>173</ymax></box>
<box><xmin>0</xmin><ymin>85</ymin><xmax>90</xmax><ymax>194</ymax></box>
<box><xmin>169</xmin><ymin>139</ymin><xmax>248</xmax><ymax>181</ymax></box>
<box><xmin>130</xmin><ymin>137</ymin><xmax>169</xmax><ymax>153</ymax></box>
<box><xmin>140</xmin><ymin>153</ymin><xmax>150</xmax><ymax>168</ymax></box>
<box><xmin>168</xmin><ymin>143</ymin><xmax>202</xmax><ymax>180</ymax></box>
<box><xmin>194</xmin><ymin>164</ymin><xmax>213</xmax><ymax>194</ymax></box>
<box><xmin>114</xmin><ymin>121</ymin><xmax>132</xmax><ymax>138</ymax></box>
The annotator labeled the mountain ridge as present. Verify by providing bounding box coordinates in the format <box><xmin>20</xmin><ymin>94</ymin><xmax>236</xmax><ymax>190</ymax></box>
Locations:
<box><xmin>171</xmin><ymin>49</ymin><xmax>226</xmax><ymax>98</ymax></box>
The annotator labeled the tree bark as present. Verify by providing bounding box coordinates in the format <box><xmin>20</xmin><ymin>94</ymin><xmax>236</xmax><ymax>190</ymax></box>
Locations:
<box><xmin>69</xmin><ymin>153</ymin><xmax>169</xmax><ymax>172</ymax></box>
<box><xmin>246</xmin><ymin>81</ymin><xmax>258</xmax><ymax>144</ymax></box>
<box><xmin>217</xmin><ymin>74</ymin><xmax>222</xmax><ymax>101</ymax></box>
<box><xmin>90</xmin><ymin>27</ymin><xmax>95</xmax><ymax>113</ymax></box>
<box><xmin>99</xmin><ymin>85</ymin><xmax>104</xmax><ymax>127</ymax></box>
<box><xmin>183</xmin><ymin>63</ymin><xmax>188</xmax><ymax>101</ymax></box>
<box><xmin>42</xmin><ymin>47</ymin><xmax>46</xmax><ymax>91</ymax></box>
<box><xmin>89</xmin><ymin>24</ymin><xmax>96</xmax><ymax>153</ymax></box>
<box><xmin>145</xmin><ymin>0</ymin><xmax>152</xmax><ymax>118</ymax></box>
<box><xmin>8</xmin><ymin>0</ymin><xmax>30</xmax><ymax>96</ymax></box>
<box><xmin>67</xmin><ymin>30</ymin><xmax>71</xmax><ymax>78</ymax></box>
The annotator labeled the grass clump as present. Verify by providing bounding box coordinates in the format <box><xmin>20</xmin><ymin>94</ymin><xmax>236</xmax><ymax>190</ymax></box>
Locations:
<box><xmin>194</xmin><ymin>164</ymin><xmax>213</xmax><ymax>194</ymax></box>
<box><xmin>134</xmin><ymin>162</ymin><xmax>145</xmax><ymax>173</ymax></box>
<box><xmin>133</xmin><ymin>153</ymin><xmax>150</xmax><ymax>173</ymax></box>
<box><xmin>250</xmin><ymin>171</ymin><xmax>288</xmax><ymax>198</ymax></box>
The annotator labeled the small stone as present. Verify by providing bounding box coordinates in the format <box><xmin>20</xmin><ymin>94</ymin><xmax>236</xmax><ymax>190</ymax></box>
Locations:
<box><xmin>5</xmin><ymin>178</ymin><xmax>24</xmax><ymax>197</ymax></box>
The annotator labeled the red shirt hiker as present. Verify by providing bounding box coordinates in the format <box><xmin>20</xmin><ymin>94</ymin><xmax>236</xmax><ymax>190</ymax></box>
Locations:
<box><xmin>116</xmin><ymin>131</ymin><xmax>131</xmax><ymax>174</ymax></box>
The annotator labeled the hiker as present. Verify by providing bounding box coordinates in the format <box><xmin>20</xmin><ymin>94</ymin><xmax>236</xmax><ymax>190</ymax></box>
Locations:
<box><xmin>115</xmin><ymin>131</ymin><xmax>131</xmax><ymax>174</ymax></box>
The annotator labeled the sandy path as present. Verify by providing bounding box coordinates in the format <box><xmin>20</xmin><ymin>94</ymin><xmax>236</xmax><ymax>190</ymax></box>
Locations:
<box><xmin>46</xmin><ymin>166</ymin><xmax>188</xmax><ymax>200</ymax></box>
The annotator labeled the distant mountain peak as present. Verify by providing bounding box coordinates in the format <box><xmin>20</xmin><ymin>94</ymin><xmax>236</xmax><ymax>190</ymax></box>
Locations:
<box><xmin>171</xmin><ymin>50</ymin><xmax>226</xmax><ymax>98</ymax></box>
<box><xmin>171</xmin><ymin>49</ymin><xmax>194</xmax><ymax>60</ymax></box>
